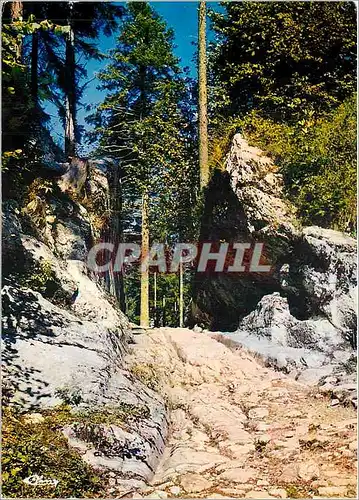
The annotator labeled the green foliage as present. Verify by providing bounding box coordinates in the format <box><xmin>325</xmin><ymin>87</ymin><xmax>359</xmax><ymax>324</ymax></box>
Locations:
<box><xmin>20</xmin><ymin>260</ymin><xmax>56</xmax><ymax>294</ymax></box>
<box><xmin>32</xmin><ymin>2</ymin><xmax>123</xmax><ymax>145</ymax></box>
<box><xmin>129</xmin><ymin>363</ymin><xmax>161</xmax><ymax>392</ymax></box>
<box><xmin>284</xmin><ymin>485</ymin><xmax>307</xmax><ymax>498</ymax></box>
<box><xmin>2</xmin><ymin>12</ymin><xmax>68</xmax><ymax>197</ymax></box>
<box><xmin>2</xmin><ymin>401</ymin><xmax>151</xmax><ymax>497</ymax></box>
<box><xmin>2</xmin><ymin>15</ymin><xmax>36</xmax><ymax>179</ymax></box>
<box><xmin>241</xmin><ymin>96</ymin><xmax>357</xmax><ymax>232</ymax></box>
<box><xmin>208</xmin><ymin>117</ymin><xmax>243</xmax><ymax>172</ymax></box>
<box><xmin>1</xmin><ymin>3</ymin><xmax>122</xmax><ymax>193</ymax></box>
<box><xmin>73</xmin><ymin>404</ymin><xmax>150</xmax><ymax>424</ymax></box>
<box><xmin>89</xmin><ymin>2</ymin><xmax>198</xmax><ymax>243</ymax></box>
<box><xmin>54</xmin><ymin>387</ymin><xmax>83</xmax><ymax>406</ymax></box>
<box><xmin>124</xmin><ymin>267</ymin><xmax>192</xmax><ymax>327</ymax></box>
<box><xmin>90</xmin><ymin>2</ymin><xmax>199</xmax><ymax>324</ymax></box>
<box><xmin>208</xmin><ymin>2</ymin><xmax>356</xmax><ymax>234</ymax></box>
<box><xmin>13</xmin><ymin>258</ymin><xmax>71</xmax><ymax>306</ymax></box>
<box><xmin>209</xmin><ymin>2</ymin><xmax>356</xmax><ymax>121</ymax></box>
<box><xmin>1</xmin><ymin>406</ymin><xmax>105</xmax><ymax>498</ymax></box>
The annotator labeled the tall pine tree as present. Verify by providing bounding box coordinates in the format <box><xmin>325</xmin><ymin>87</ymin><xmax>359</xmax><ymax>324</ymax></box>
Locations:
<box><xmin>198</xmin><ymin>0</ymin><xmax>209</xmax><ymax>188</ymax></box>
<box><xmin>90</xmin><ymin>2</ymin><xmax>197</xmax><ymax>326</ymax></box>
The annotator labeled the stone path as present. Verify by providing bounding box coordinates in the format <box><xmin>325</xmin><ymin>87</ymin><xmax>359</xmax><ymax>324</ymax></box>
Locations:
<box><xmin>122</xmin><ymin>328</ymin><xmax>357</xmax><ymax>499</ymax></box>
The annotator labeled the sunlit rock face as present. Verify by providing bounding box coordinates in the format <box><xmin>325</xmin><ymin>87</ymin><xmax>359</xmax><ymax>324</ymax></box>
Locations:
<box><xmin>191</xmin><ymin>134</ymin><xmax>297</xmax><ymax>330</ymax></box>
<box><xmin>191</xmin><ymin>135</ymin><xmax>357</xmax><ymax>358</ymax></box>
<box><xmin>2</xmin><ymin>162</ymin><xmax>168</xmax><ymax>482</ymax></box>
<box><xmin>226</xmin><ymin>133</ymin><xmax>296</xmax><ymax>233</ymax></box>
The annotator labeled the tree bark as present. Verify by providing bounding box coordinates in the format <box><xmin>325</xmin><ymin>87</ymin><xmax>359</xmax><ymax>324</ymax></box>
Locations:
<box><xmin>65</xmin><ymin>3</ymin><xmax>76</xmax><ymax>158</ymax></box>
<box><xmin>10</xmin><ymin>1</ymin><xmax>23</xmax><ymax>20</ymax></box>
<box><xmin>154</xmin><ymin>271</ymin><xmax>158</xmax><ymax>327</ymax></box>
<box><xmin>140</xmin><ymin>189</ymin><xmax>150</xmax><ymax>327</ymax></box>
<box><xmin>11</xmin><ymin>1</ymin><xmax>23</xmax><ymax>61</ymax></box>
<box><xmin>179</xmin><ymin>256</ymin><xmax>184</xmax><ymax>327</ymax></box>
<box><xmin>138</xmin><ymin>64</ymin><xmax>150</xmax><ymax>327</ymax></box>
<box><xmin>31</xmin><ymin>29</ymin><xmax>39</xmax><ymax>107</ymax></box>
<box><xmin>108</xmin><ymin>165</ymin><xmax>126</xmax><ymax>311</ymax></box>
<box><xmin>198</xmin><ymin>0</ymin><xmax>209</xmax><ymax>189</ymax></box>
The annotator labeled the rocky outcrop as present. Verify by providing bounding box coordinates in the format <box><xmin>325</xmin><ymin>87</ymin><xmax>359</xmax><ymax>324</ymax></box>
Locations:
<box><xmin>223</xmin><ymin>226</ymin><xmax>357</xmax><ymax>406</ymax></box>
<box><xmin>228</xmin><ymin>224</ymin><xmax>357</xmax><ymax>354</ymax></box>
<box><xmin>226</xmin><ymin>133</ymin><xmax>295</xmax><ymax>233</ymax></box>
<box><xmin>2</xmin><ymin>164</ymin><xmax>168</xmax><ymax>484</ymax></box>
<box><xmin>2</xmin><ymin>278</ymin><xmax>168</xmax><ymax>483</ymax></box>
<box><xmin>237</xmin><ymin>292</ymin><xmax>346</xmax><ymax>353</ymax></box>
<box><xmin>192</xmin><ymin>134</ymin><xmax>357</xmax><ymax>333</ymax></box>
<box><xmin>192</xmin><ymin>133</ymin><xmax>357</xmax><ymax>404</ymax></box>
<box><xmin>191</xmin><ymin>134</ymin><xmax>298</xmax><ymax>330</ymax></box>
<box><xmin>118</xmin><ymin>327</ymin><xmax>357</xmax><ymax>498</ymax></box>
<box><xmin>284</xmin><ymin>226</ymin><xmax>357</xmax><ymax>342</ymax></box>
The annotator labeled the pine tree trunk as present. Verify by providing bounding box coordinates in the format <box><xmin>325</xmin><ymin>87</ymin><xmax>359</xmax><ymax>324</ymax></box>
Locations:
<box><xmin>154</xmin><ymin>271</ymin><xmax>158</xmax><ymax>327</ymax></box>
<box><xmin>10</xmin><ymin>1</ymin><xmax>23</xmax><ymax>20</ymax></box>
<box><xmin>65</xmin><ymin>3</ymin><xmax>76</xmax><ymax>158</ymax></box>
<box><xmin>11</xmin><ymin>1</ymin><xmax>23</xmax><ymax>61</ymax></box>
<box><xmin>114</xmin><ymin>168</ymin><xmax>126</xmax><ymax>312</ymax></box>
<box><xmin>198</xmin><ymin>0</ymin><xmax>209</xmax><ymax>189</ymax></box>
<box><xmin>31</xmin><ymin>29</ymin><xmax>39</xmax><ymax>107</ymax></box>
<box><xmin>162</xmin><ymin>296</ymin><xmax>166</xmax><ymax>327</ymax></box>
<box><xmin>179</xmin><ymin>257</ymin><xmax>184</xmax><ymax>327</ymax></box>
<box><xmin>140</xmin><ymin>189</ymin><xmax>150</xmax><ymax>327</ymax></box>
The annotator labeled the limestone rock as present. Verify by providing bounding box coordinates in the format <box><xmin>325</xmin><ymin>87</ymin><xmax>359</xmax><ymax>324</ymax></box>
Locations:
<box><xmin>2</xmin><ymin>284</ymin><xmax>129</xmax><ymax>407</ymax></box>
<box><xmin>169</xmin><ymin>486</ymin><xmax>181</xmax><ymax>496</ymax></box>
<box><xmin>237</xmin><ymin>293</ymin><xmax>346</xmax><ymax>358</ymax></box>
<box><xmin>348</xmin><ymin>440</ymin><xmax>357</xmax><ymax>451</ymax></box>
<box><xmin>317</xmin><ymin>486</ymin><xmax>349</xmax><ymax>497</ymax></box>
<box><xmin>278</xmin><ymin>463</ymin><xmax>298</xmax><ymax>483</ymax></box>
<box><xmin>191</xmin><ymin>135</ymin><xmax>357</xmax><ymax>368</ymax></box>
<box><xmin>154</xmin><ymin>448</ymin><xmax>228</xmax><ymax>482</ymax></box>
<box><xmin>215</xmin><ymin>459</ymin><xmax>248</xmax><ymax>472</ymax></box>
<box><xmin>145</xmin><ymin>490</ymin><xmax>168</xmax><ymax>499</ymax></box>
<box><xmin>179</xmin><ymin>473</ymin><xmax>212</xmax><ymax>493</ymax></box>
<box><xmin>245</xmin><ymin>491</ymin><xmax>274</xmax><ymax>499</ymax></box>
<box><xmin>2</xmin><ymin>201</ymin><xmax>25</xmax><ymax>274</ymax></box>
<box><xmin>248</xmin><ymin>407</ymin><xmax>269</xmax><ymax>419</ymax></box>
<box><xmin>226</xmin><ymin>133</ymin><xmax>295</xmax><ymax>232</ymax></box>
<box><xmin>57</xmin><ymin>157</ymin><xmax>89</xmax><ymax>195</ymax></box>
<box><xmin>190</xmin><ymin>133</ymin><xmax>296</xmax><ymax>329</ymax></box>
<box><xmin>219</xmin><ymin>467</ymin><xmax>257</xmax><ymax>483</ymax></box>
<box><xmin>297</xmin><ymin>461</ymin><xmax>320</xmax><ymax>481</ymax></box>
<box><xmin>23</xmin><ymin>413</ymin><xmax>45</xmax><ymax>424</ymax></box>
<box><xmin>268</xmin><ymin>488</ymin><xmax>288</xmax><ymax>499</ymax></box>
<box><xmin>2</xmin><ymin>280</ymin><xmax>166</xmax><ymax>486</ymax></box>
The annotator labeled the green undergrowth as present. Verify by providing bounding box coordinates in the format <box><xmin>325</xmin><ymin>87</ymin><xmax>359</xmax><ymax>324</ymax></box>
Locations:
<box><xmin>2</xmin><ymin>405</ymin><xmax>104</xmax><ymax>498</ymax></box>
<box><xmin>2</xmin><ymin>402</ymin><xmax>150</xmax><ymax>497</ymax></box>
<box><xmin>285</xmin><ymin>484</ymin><xmax>308</xmax><ymax>498</ymax></box>
<box><xmin>208</xmin><ymin>95</ymin><xmax>356</xmax><ymax>234</ymax></box>
<box><xmin>17</xmin><ymin>259</ymin><xmax>71</xmax><ymax>306</ymax></box>
<box><xmin>130</xmin><ymin>362</ymin><xmax>161</xmax><ymax>391</ymax></box>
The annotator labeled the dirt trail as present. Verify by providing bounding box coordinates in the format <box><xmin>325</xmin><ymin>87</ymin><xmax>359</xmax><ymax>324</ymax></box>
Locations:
<box><xmin>126</xmin><ymin>327</ymin><xmax>357</xmax><ymax>499</ymax></box>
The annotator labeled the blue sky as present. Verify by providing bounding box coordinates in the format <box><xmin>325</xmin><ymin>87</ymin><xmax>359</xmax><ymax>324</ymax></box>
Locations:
<box><xmin>47</xmin><ymin>1</ymin><xmax>222</xmax><ymax>154</ymax></box>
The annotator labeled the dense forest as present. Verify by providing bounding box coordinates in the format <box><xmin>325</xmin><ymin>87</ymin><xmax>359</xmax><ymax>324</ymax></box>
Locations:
<box><xmin>2</xmin><ymin>1</ymin><xmax>357</xmax><ymax>327</ymax></box>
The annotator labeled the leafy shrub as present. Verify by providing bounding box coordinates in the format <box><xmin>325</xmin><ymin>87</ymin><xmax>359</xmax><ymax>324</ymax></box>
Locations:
<box><xmin>54</xmin><ymin>387</ymin><xmax>83</xmax><ymax>406</ymax></box>
<box><xmin>15</xmin><ymin>259</ymin><xmax>70</xmax><ymax>306</ymax></box>
<box><xmin>1</xmin><ymin>406</ymin><xmax>105</xmax><ymax>498</ymax></box>
<box><xmin>2</xmin><ymin>402</ymin><xmax>151</xmax><ymax>497</ymax></box>
<box><xmin>241</xmin><ymin>95</ymin><xmax>357</xmax><ymax>233</ymax></box>
<box><xmin>208</xmin><ymin>117</ymin><xmax>243</xmax><ymax>172</ymax></box>
<box><xmin>22</xmin><ymin>178</ymin><xmax>55</xmax><ymax>230</ymax></box>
